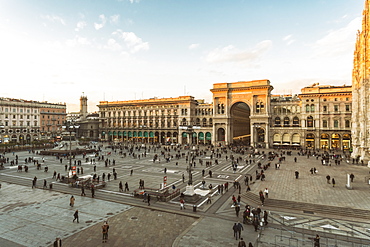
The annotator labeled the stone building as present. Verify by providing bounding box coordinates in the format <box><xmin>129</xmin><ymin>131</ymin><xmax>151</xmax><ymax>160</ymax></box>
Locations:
<box><xmin>98</xmin><ymin>96</ymin><xmax>213</xmax><ymax>144</ymax></box>
<box><xmin>351</xmin><ymin>0</ymin><xmax>370</xmax><ymax>161</ymax></box>
<box><xmin>270</xmin><ymin>84</ymin><xmax>352</xmax><ymax>151</ymax></box>
<box><xmin>0</xmin><ymin>97</ymin><xmax>66</xmax><ymax>144</ymax></box>
<box><xmin>98</xmin><ymin>81</ymin><xmax>352</xmax><ymax>151</ymax></box>
<box><xmin>39</xmin><ymin>103</ymin><xmax>67</xmax><ymax>140</ymax></box>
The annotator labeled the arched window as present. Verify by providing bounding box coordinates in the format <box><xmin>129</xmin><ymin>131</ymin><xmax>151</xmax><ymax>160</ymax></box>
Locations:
<box><xmin>196</xmin><ymin>118</ymin><xmax>200</xmax><ymax>126</ymax></box>
<box><xmin>181</xmin><ymin>118</ymin><xmax>187</xmax><ymax>126</ymax></box>
<box><xmin>274</xmin><ymin>117</ymin><xmax>281</xmax><ymax>126</ymax></box>
<box><xmin>310</xmin><ymin>104</ymin><xmax>315</xmax><ymax>112</ymax></box>
<box><xmin>306</xmin><ymin>104</ymin><xmax>310</xmax><ymax>112</ymax></box>
<box><xmin>284</xmin><ymin>117</ymin><xmax>290</xmax><ymax>127</ymax></box>
<box><xmin>307</xmin><ymin>116</ymin><xmax>314</xmax><ymax>127</ymax></box>
<box><xmin>202</xmin><ymin>118</ymin><xmax>207</xmax><ymax>127</ymax></box>
<box><xmin>334</xmin><ymin>119</ymin><xmax>339</xmax><ymax>128</ymax></box>
<box><xmin>209</xmin><ymin>118</ymin><xmax>213</xmax><ymax>126</ymax></box>
<box><xmin>293</xmin><ymin>117</ymin><xmax>299</xmax><ymax>127</ymax></box>
<box><xmin>323</xmin><ymin>120</ymin><xmax>328</xmax><ymax>128</ymax></box>
<box><xmin>345</xmin><ymin>120</ymin><xmax>350</xmax><ymax>128</ymax></box>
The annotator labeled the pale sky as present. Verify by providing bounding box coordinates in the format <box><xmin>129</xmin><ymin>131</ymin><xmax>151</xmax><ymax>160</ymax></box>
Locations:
<box><xmin>0</xmin><ymin>0</ymin><xmax>364</xmax><ymax>112</ymax></box>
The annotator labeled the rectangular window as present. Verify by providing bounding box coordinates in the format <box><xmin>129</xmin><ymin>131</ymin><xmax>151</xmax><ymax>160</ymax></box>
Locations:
<box><xmin>323</xmin><ymin>106</ymin><xmax>327</xmax><ymax>112</ymax></box>
<box><xmin>334</xmin><ymin>105</ymin><xmax>339</xmax><ymax>112</ymax></box>
<box><xmin>12</xmin><ymin>121</ymin><xmax>16</xmax><ymax>126</ymax></box>
<box><xmin>27</xmin><ymin>121</ymin><xmax>30</xmax><ymax>126</ymax></box>
<box><xmin>5</xmin><ymin>108</ymin><xmax>8</xmax><ymax>112</ymax></box>
<box><xmin>5</xmin><ymin>122</ymin><xmax>8</xmax><ymax>126</ymax></box>
<box><xmin>323</xmin><ymin>120</ymin><xmax>327</xmax><ymax>128</ymax></box>
<box><xmin>5</xmin><ymin>114</ymin><xmax>8</xmax><ymax>119</ymax></box>
<box><xmin>345</xmin><ymin>105</ymin><xmax>350</xmax><ymax>112</ymax></box>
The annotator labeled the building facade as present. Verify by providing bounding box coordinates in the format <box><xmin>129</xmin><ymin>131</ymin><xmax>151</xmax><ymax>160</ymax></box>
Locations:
<box><xmin>0</xmin><ymin>98</ymin><xmax>66</xmax><ymax>144</ymax></box>
<box><xmin>270</xmin><ymin>84</ymin><xmax>352</xmax><ymax>151</ymax></box>
<box><xmin>39</xmin><ymin>103</ymin><xmax>67</xmax><ymax>140</ymax></box>
<box><xmin>98</xmin><ymin>96</ymin><xmax>213</xmax><ymax>145</ymax></box>
<box><xmin>351</xmin><ymin>0</ymin><xmax>370</xmax><ymax>161</ymax></box>
<box><xmin>97</xmin><ymin>81</ymin><xmax>352</xmax><ymax>151</ymax></box>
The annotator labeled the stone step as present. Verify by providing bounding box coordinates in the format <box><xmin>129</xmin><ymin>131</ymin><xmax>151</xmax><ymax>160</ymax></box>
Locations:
<box><xmin>241</xmin><ymin>192</ymin><xmax>370</xmax><ymax>221</ymax></box>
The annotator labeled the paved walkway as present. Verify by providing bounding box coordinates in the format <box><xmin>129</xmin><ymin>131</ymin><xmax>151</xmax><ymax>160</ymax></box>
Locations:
<box><xmin>1</xmin><ymin>147</ymin><xmax>370</xmax><ymax>246</ymax></box>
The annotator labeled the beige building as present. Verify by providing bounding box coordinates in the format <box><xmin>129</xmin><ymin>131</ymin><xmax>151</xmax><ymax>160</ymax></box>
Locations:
<box><xmin>351</xmin><ymin>0</ymin><xmax>370</xmax><ymax>161</ymax></box>
<box><xmin>270</xmin><ymin>84</ymin><xmax>352</xmax><ymax>151</ymax></box>
<box><xmin>97</xmin><ymin>81</ymin><xmax>352</xmax><ymax>151</ymax></box>
<box><xmin>39</xmin><ymin>103</ymin><xmax>67</xmax><ymax>140</ymax></box>
<box><xmin>0</xmin><ymin>97</ymin><xmax>66</xmax><ymax>144</ymax></box>
<box><xmin>98</xmin><ymin>96</ymin><xmax>213</xmax><ymax>144</ymax></box>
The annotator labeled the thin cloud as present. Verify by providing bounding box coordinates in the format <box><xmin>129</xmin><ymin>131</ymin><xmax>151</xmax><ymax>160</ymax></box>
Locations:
<box><xmin>104</xmin><ymin>38</ymin><xmax>122</xmax><ymax>51</ymax></box>
<box><xmin>75</xmin><ymin>21</ymin><xmax>87</xmax><ymax>31</ymax></box>
<box><xmin>205</xmin><ymin>40</ymin><xmax>272</xmax><ymax>64</ymax></box>
<box><xmin>41</xmin><ymin>15</ymin><xmax>66</xmax><ymax>25</ymax></box>
<box><xmin>189</xmin><ymin>44</ymin><xmax>200</xmax><ymax>50</ymax></box>
<box><xmin>312</xmin><ymin>17</ymin><xmax>361</xmax><ymax>58</ymax></box>
<box><xmin>110</xmin><ymin>15</ymin><xmax>120</xmax><ymax>25</ymax></box>
<box><xmin>112</xmin><ymin>30</ymin><xmax>149</xmax><ymax>53</ymax></box>
<box><xmin>283</xmin><ymin>34</ymin><xmax>295</xmax><ymax>46</ymax></box>
<box><xmin>66</xmin><ymin>35</ymin><xmax>91</xmax><ymax>47</ymax></box>
<box><xmin>94</xmin><ymin>14</ymin><xmax>107</xmax><ymax>30</ymax></box>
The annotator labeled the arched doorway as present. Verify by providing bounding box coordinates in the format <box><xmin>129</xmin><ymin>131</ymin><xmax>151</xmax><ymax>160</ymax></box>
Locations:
<box><xmin>342</xmin><ymin>134</ymin><xmax>351</xmax><ymax>150</ymax></box>
<box><xmin>331</xmin><ymin>133</ymin><xmax>340</xmax><ymax>150</ymax></box>
<box><xmin>217</xmin><ymin>128</ymin><xmax>225</xmax><ymax>142</ymax></box>
<box><xmin>230</xmin><ymin>102</ymin><xmax>251</xmax><ymax>145</ymax></box>
<box><xmin>306</xmin><ymin>133</ymin><xmax>315</xmax><ymax>149</ymax></box>
<box><xmin>256</xmin><ymin>128</ymin><xmax>265</xmax><ymax>148</ymax></box>
<box><xmin>320</xmin><ymin>133</ymin><xmax>329</xmax><ymax>150</ymax></box>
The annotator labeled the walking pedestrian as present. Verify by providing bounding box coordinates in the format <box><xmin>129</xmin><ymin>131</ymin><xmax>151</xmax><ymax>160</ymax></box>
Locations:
<box><xmin>81</xmin><ymin>186</ymin><xmax>86</xmax><ymax>196</ymax></box>
<box><xmin>295</xmin><ymin>170</ymin><xmax>299</xmax><ymax>179</ymax></box>
<box><xmin>238</xmin><ymin>238</ymin><xmax>247</xmax><ymax>247</ymax></box>
<box><xmin>147</xmin><ymin>194</ymin><xmax>151</xmax><ymax>206</ymax></box>
<box><xmin>53</xmin><ymin>237</ymin><xmax>62</xmax><ymax>247</ymax></box>
<box><xmin>119</xmin><ymin>181</ymin><xmax>123</xmax><ymax>192</ymax></box>
<box><xmin>91</xmin><ymin>186</ymin><xmax>95</xmax><ymax>198</ymax></box>
<box><xmin>70</xmin><ymin>195</ymin><xmax>75</xmax><ymax>207</ymax></box>
<box><xmin>264</xmin><ymin>188</ymin><xmax>268</xmax><ymax>198</ymax></box>
<box><xmin>232</xmin><ymin>223</ymin><xmax>238</xmax><ymax>240</ymax></box>
<box><xmin>314</xmin><ymin>234</ymin><xmax>320</xmax><ymax>247</ymax></box>
<box><xmin>233</xmin><ymin>222</ymin><xmax>243</xmax><ymax>239</ymax></box>
<box><xmin>43</xmin><ymin>179</ymin><xmax>47</xmax><ymax>189</ymax></box>
<box><xmin>263</xmin><ymin>210</ymin><xmax>268</xmax><ymax>225</ymax></box>
<box><xmin>180</xmin><ymin>198</ymin><xmax>185</xmax><ymax>210</ymax></box>
<box><xmin>102</xmin><ymin>221</ymin><xmax>109</xmax><ymax>243</ymax></box>
<box><xmin>350</xmin><ymin>173</ymin><xmax>355</xmax><ymax>182</ymax></box>
<box><xmin>124</xmin><ymin>182</ymin><xmax>129</xmax><ymax>192</ymax></box>
<box><xmin>207</xmin><ymin>194</ymin><xmax>212</xmax><ymax>204</ymax></box>
<box><xmin>73</xmin><ymin>210</ymin><xmax>79</xmax><ymax>223</ymax></box>
<box><xmin>235</xmin><ymin>204</ymin><xmax>240</xmax><ymax>217</ymax></box>
<box><xmin>252</xmin><ymin>218</ymin><xmax>259</xmax><ymax>232</ymax></box>
<box><xmin>326</xmin><ymin>175</ymin><xmax>331</xmax><ymax>184</ymax></box>
<box><xmin>332</xmin><ymin>178</ymin><xmax>336</xmax><ymax>187</ymax></box>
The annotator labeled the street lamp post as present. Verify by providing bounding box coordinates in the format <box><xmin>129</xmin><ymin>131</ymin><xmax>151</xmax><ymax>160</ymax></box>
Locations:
<box><xmin>179</xmin><ymin>125</ymin><xmax>201</xmax><ymax>194</ymax></box>
<box><xmin>62</xmin><ymin>121</ymin><xmax>80</xmax><ymax>168</ymax></box>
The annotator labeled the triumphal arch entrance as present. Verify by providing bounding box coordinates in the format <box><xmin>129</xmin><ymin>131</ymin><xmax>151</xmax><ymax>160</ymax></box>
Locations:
<box><xmin>210</xmin><ymin>80</ymin><xmax>273</xmax><ymax>148</ymax></box>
